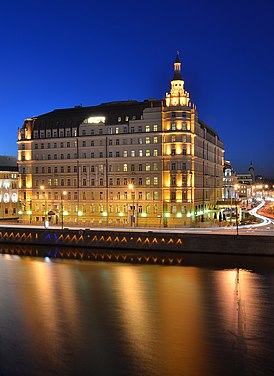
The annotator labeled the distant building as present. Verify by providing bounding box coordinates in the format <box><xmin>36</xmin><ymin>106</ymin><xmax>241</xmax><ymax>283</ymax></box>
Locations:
<box><xmin>236</xmin><ymin>161</ymin><xmax>255</xmax><ymax>208</ymax></box>
<box><xmin>17</xmin><ymin>54</ymin><xmax>224</xmax><ymax>227</ymax></box>
<box><xmin>0</xmin><ymin>156</ymin><xmax>19</xmax><ymax>221</ymax></box>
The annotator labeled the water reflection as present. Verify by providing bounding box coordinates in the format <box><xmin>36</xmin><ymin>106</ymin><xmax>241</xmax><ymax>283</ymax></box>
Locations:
<box><xmin>1</xmin><ymin>252</ymin><xmax>274</xmax><ymax>375</ymax></box>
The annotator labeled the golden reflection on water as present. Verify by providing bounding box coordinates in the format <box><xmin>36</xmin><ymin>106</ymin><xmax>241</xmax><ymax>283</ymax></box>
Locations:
<box><xmin>1</xmin><ymin>254</ymin><xmax>274</xmax><ymax>376</ymax></box>
<box><xmin>116</xmin><ymin>266</ymin><xmax>210</xmax><ymax>376</ymax></box>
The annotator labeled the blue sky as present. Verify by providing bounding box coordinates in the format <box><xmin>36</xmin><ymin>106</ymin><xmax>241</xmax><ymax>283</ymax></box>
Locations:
<box><xmin>1</xmin><ymin>0</ymin><xmax>273</xmax><ymax>176</ymax></box>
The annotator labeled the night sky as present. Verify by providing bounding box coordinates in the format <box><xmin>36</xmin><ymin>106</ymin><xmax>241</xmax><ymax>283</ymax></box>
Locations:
<box><xmin>1</xmin><ymin>0</ymin><xmax>273</xmax><ymax>176</ymax></box>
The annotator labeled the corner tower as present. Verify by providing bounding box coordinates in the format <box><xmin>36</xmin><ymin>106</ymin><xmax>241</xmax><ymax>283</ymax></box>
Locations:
<box><xmin>165</xmin><ymin>52</ymin><xmax>190</xmax><ymax>107</ymax></box>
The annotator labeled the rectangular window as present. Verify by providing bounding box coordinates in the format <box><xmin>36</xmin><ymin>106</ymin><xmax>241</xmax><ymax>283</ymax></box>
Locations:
<box><xmin>146</xmin><ymin>125</ymin><xmax>150</xmax><ymax>132</ymax></box>
<box><xmin>123</xmin><ymin>164</ymin><xmax>128</xmax><ymax>172</ymax></box>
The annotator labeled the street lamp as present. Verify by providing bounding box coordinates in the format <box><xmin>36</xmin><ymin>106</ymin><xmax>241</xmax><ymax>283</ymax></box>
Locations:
<box><xmin>234</xmin><ymin>184</ymin><xmax>239</xmax><ymax>235</ymax></box>
<box><xmin>61</xmin><ymin>191</ymin><xmax>67</xmax><ymax>230</ymax></box>
<box><xmin>128</xmin><ymin>183</ymin><xmax>135</xmax><ymax>227</ymax></box>
<box><xmin>40</xmin><ymin>185</ymin><xmax>48</xmax><ymax>226</ymax></box>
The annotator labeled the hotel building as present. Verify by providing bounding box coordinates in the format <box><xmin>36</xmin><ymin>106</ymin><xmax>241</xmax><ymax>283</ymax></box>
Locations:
<box><xmin>17</xmin><ymin>54</ymin><xmax>224</xmax><ymax>227</ymax></box>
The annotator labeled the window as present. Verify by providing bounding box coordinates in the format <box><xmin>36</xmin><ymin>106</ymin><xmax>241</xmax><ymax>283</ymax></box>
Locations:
<box><xmin>146</xmin><ymin>163</ymin><xmax>150</xmax><ymax>171</ymax></box>
<box><xmin>109</xmin><ymin>139</ymin><xmax>112</xmax><ymax>146</ymax></box>
<box><xmin>171</xmin><ymin>123</ymin><xmax>176</xmax><ymax>131</ymax></box>
<box><xmin>82</xmin><ymin>141</ymin><xmax>86</xmax><ymax>147</ymax></box>
<box><xmin>153</xmin><ymin>177</ymin><xmax>158</xmax><ymax>186</ymax></box>
<box><xmin>138</xmin><ymin>138</ymin><xmax>143</xmax><ymax>144</ymax></box>
<box><xmin>146</xmin><ymin>150</ymin><xmax>150</xmax><ymax>157</ymax></box>
<box><xmin>48</xmin><ymin>167</ymin><xmax>51</xmax><ymax>173</ymax></box>
<box><xmin>182</xmin><ymin>123</ymin><xmax>187</xmax><ymax>130</ymax></box>
<box><xmin>116</xmin><ymin>139</ymin><xmax>120</xmax><ymax>145</ymax></box>
<box><xmin>146</xmin><ymin>125</ymin><xmax>150</xmax><ymax>132</ymax></box>
<box><xmin>172</xmin><ymin>112</ymin><xmax>176</xmax><ymax>118</ymax></box>
<box><xmin>153</xmin><ymin>191</ymin><xmax>159</xmax><ymax>200</ymax></box>
<box><xmin>116</xmin><ymin>151</ymin><xmax>120</xmax><ymax>157</ymax></box>
<box><xmin>145</xmin><ymin>137</ymin><xmax>150</xmax><ymax>144</ymax></box>
<box><xmin>131</xmin><ymin>164</ymin><xmax>135</xmax><ymax>171</ymax></box>
<box><xmin>109</xmin><ymin>152</ymin><xmax>113</xmax><ymax>157</ymax></box>
<box><xmin>139</xmin><ymin>164</ymin><xmax>142</xmax><ymax>171</ymax></box>
<box><xmin>138</xmin><ymin>126</ymin><xmax>142</xmax><ymax>132</ymax></box>
<box><xmin>123</xmin><ymin>164</ymin><xmax>128</xmax><ymax>172</ymax></box>
<box><xmin>171</xmin><ymin>176</ymin><xmax>176</xmax><ymax>186</ymax></box>
<box><xmin>99</xmin><ymin>152</ymin><xmax>103</xmax><ymax>158</ymax></box>
<box><xmin>171</xmin><ymin>162</ymin><xmax>176</xmax><ymax>170</ymax></box>
<box><xmin>146</xmin><ymin>177</ymin><xmax>150</xmax><ymax>186</ymax></box>
<box><xmin>130</xmin><ymin>150</ymin><xmax>135</xmax><ymax>157</ymax></box>
<box><xmin>123</xmin><ymin>151</ymin><xmax>128</xmax><ymax>157</ymax></box>
<box><xmin>139</xmin><ymin>177</ymin><xmax>143</xmax><ymax>185</ymax></box>
<box><xmin>153</xmin><ymin>163</ymin><xmax>158</xmax><ymax>171</ymax></box>
<box><xmin>115</xmin><ymin>127</ymin><xmax>119</xmax><ymax>134</ymax></box>
<box><xmin>153</xmin><ymin>124</ymin><xmax>158</xmax><ymax>132</ymax></box>
<box><xmin>153</xmin><ymin>149</ymin><xmax>158</xmax><ymax>156</ymax></box>
<box><xmin>153</xmin><ymin>136</ymin><xmax>158</xmax><ymax>144</ymax></box>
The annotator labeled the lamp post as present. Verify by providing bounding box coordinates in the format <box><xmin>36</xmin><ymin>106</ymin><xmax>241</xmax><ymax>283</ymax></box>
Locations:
<box><xmin>234</xmin><ymin>184</ymin><xmax>239</xmax><ymax>236</ymax></box>
<box><xmin>40</xmin><ymin>185</ymin><xmax>48</xmax><ymax>226</ymax></box>
<box><xmin>61</xmin><ymin>191</ymin><xmax>67</xmax><ymax>230</ymax></box>
<box><xmin>128</xmin><ymin>183</ymin><xmax>135</xmax><ymax>227</ymax></box>
<box><xmin>27</xmin><ymin>199</ymin><xmax>32</xmax><ymax>224</ymax></box>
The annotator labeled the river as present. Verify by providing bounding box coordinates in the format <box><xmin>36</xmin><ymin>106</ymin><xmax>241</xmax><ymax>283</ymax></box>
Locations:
<box><xmin>1</xmin><ymin>250</ymin><xmax>274</xmax><ymax>376</ymax></box>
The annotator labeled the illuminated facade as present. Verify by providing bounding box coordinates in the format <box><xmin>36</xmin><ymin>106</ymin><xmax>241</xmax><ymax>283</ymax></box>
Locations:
<box><xmin>17</xmin><ymin>54</ymin><xmax>224</xmax><ymax>227</ymax></box>
<box><xmin>0</xmin><ymin>156</ymin><xmax>19</xmax><ymax>221</ymax></box>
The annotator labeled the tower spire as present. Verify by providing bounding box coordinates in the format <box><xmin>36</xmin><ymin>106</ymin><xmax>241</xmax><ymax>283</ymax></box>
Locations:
<box><xmin>173</xmin><ymin>51</ymin><xmax>182</xmax><ymax>80</ymax></box>
<box><xmin>165</xmin><ymin>52</ymin><xmax>191</xmax><ymax>107</ymax></box>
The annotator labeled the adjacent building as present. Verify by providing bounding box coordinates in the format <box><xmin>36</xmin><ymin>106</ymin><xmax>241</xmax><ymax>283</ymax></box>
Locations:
<box><xmin>17</xmin><ymin>54</ymin><xmax>224</xmax><ymax>227</ymax></box>
<box><xmin>0</xmin><ymin>156</ymin><xmax>19</xmax><ymax>221</ymax></box>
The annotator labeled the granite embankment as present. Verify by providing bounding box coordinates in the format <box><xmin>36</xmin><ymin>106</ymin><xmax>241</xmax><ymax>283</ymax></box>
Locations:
<box><xmin>0</xmin><ymin>227</ymin><xmax>273</xmax><ymax>259</ymax></box>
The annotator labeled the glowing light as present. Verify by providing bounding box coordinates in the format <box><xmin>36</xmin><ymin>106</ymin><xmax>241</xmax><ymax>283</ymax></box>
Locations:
<box><xmin>86</xmin><ymin>116</ymin><xmax>106</xmax><ymax>124</ymax></box>
<box><xmin>141</xmin><ymin>213</ymin><xmax>147</xmax><ymax>217</ymax></box>
<box><xmin>176</xmin><ymin>213</ymin><xmax>182</xmax><ymax>218</ymax></box>
<box><xmin>78</xmin><ymin>211</ymin><xmax>83</xmax><ymax>216</ymax></box>
<box><xmin>102</xmin><ymin>211</ymin><xmax>108</xmax><ymax>217</ymax></box>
